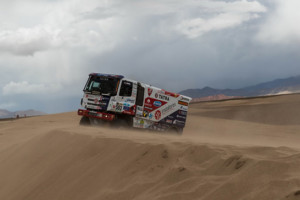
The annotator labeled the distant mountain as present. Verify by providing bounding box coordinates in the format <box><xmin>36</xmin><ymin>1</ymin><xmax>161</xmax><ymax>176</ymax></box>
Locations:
<box><xmin>0</xmin><ymin>109</ymin><xmax>13</xmax><ymax>118</ymax></box>
<box><xmin>179</xmin><ymin>75</ymin><xmax>300</xmax><ymax>99</ymax></box>
<box><xmin>191</xmin><ymin>94</ymin><xmax>242</xmax><ymax>102</ymax></box>
<box><xmin>0</xmin><ymin>109</ymin><xmax>46</xmax><ymax>119</ymax></box>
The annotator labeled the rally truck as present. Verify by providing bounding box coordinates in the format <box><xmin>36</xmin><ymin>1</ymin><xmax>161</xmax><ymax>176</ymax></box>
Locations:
<box><xmin>78</xmin><ymin>73</ymin><xmax>192</xmax><ymax>133</ymax></box>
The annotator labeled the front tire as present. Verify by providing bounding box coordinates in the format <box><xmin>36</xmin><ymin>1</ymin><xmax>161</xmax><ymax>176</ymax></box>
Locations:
<box><xmin>79</xmin><ymin>116</ymin><xmax>91</xmax><ymax>126</ymax></box>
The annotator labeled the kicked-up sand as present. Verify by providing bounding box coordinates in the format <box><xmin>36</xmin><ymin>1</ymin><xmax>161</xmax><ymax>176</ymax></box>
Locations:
<box><xmin>0</xmin><ymin>94</ymin><xmax>300</xmax><ymax>200</ymax></box>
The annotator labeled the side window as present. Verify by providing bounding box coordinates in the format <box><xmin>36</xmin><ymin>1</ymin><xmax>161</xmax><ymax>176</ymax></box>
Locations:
<box><xmin>119</xmin><ymin>81</ymin><xmax>133</xmax><ymax>96</ymax></box>
<box><xmin>136</xmin><ymin>84</ymin><xmax>144</xmax><ymax>106</ymax></box>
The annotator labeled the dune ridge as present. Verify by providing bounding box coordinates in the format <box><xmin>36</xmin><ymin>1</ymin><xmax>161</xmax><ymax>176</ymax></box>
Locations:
<box><xmin>1</xmin><ymin>130</ymin><xmax>300</xmax><ymax>200</ymax></box>
<box><xmin>1</xmin><ymin>94</ymin><xmax>300</xmax><ymax>200</ymax></box>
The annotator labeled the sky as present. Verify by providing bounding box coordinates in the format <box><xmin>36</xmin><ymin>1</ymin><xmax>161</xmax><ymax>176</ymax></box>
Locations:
<box><xmin>0</xmin><ymin>0</ymin><xmax>300</xmax><ymax>113</ymax></box>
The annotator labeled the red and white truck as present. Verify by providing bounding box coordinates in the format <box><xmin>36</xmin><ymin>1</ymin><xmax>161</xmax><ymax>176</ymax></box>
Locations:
<box><xmin>78</xmin><ymin>73</ymin><xmax>191</xmax><ymax>133</ymax></box>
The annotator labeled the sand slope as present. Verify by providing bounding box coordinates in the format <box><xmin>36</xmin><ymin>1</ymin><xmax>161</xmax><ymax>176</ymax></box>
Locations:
<box><xmin>1</xmin><ymin>94</ymin><xmax>300</xmax><ymax>200</ymax></box>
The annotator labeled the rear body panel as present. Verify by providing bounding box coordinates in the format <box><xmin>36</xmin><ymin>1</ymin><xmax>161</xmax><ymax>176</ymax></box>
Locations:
<box><xmin>132</xmin><ymin>84</ymin><xmax>190</xmax><ymax>131</ymax></box>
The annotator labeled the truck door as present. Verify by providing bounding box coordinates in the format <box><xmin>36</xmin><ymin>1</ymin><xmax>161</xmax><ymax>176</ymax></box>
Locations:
<box><xmin>113</xmin><ymin>80</ymin><xmax>137</xmax><ymax>115</ymax></box>
<box><xmin>135</xmin><ymin>83</ymin><xmax>145</xmax><ymax>117</ymax></box>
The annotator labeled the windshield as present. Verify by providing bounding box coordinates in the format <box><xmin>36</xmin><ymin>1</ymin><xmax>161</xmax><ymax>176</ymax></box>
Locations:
<box><xmin>84</xmin><ymin>76</ymin><xmax>119</xmax><ymax>96</ymax></box>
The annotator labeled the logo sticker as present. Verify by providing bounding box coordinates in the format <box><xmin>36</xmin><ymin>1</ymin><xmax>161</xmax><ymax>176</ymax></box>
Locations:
<box><xmin>143</xmin><ymin>110</ymin><xmax>149</xmax><ymax>117</ymax></box>
<box><xmin>149</xmin><ymin>113</ymin><xmax>153</xmax><ymax>119</ymax></box>
<box><xmin>178</xmin><ymin>101</ymin><xmax>188</xmax><ymax>106</ymax></box>
<box><xmin>155</xmin><ymin>110</ymin><xmax>161</xmax><ymax>120</ymax></box>
<box><xmin>153</xmin><ymin>101</ymin><xmax>162</xmax><ymax>107</ymax></box>
<box><xmin>155</xmin><ymin>93</ymin><xmax>169</xmax><ymax>101</ymax></box>
<box><xmin>179</xmin><ymin>110</ymin><xmax>187</xmax><ymax>116</ymax></box>
<box><xmin>148</xmin><ymin>88</ymin><xmax>153</xmax><ymax>96</ymax></box>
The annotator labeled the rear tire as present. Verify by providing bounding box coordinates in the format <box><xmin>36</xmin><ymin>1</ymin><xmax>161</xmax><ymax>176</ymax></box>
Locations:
<box><xmin>79</xmin><ymin>116</ymin><xmax>91</xmax><ymax>126</ymax></box>
<box><xmin>168</xmin><ymin>127</ymin><xmax>183</xmax><ymax>135</ymax></box>
<box><xmin>112</xmin><ymin>119</ymin><xmax>130</xmax><ymax>129</ymax></box>
<box><xmin>112</xmin><ymin>116</ymin><xmax>133</xmax><ymax>129</ymax></box>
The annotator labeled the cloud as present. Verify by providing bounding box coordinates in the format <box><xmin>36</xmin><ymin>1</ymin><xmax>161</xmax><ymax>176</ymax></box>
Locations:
<box><xmin>175</xmin><ymin>0</ymin><xmax>266</xmax><ymax>38</ymax></box>
<box><xmin>176</xmin><ymin>13</ymin><xmax>258</xmax><ymax>39</ymax></box>
<box><xmin>2</xmin><ymin>81</ymin><xmax>62</xmax><ymax>96</ymax></box>
<box><xmin>0</xmin><ymin>26</ymin><xmax>62</xmax><ymax>56</ymax></box>
<box><xmin>256</xmin><ymin>0</ymin><xmax>300</xmax><ymax>44</ymax></box>
<box><xmin>0</xmin><ymin>0</ymin><xmax>267</xmax><ymax>56</ymax></box>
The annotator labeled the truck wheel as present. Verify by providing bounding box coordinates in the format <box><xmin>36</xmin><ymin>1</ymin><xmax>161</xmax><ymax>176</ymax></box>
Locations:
<box><xmin>112</xmin><ymin>119</ymin><xmax>129</xmax><ymax>129</ymax></box>
<box><xmin>168</xmin><ymin>127</ymin><xmax>183</xmax><ymax>135</ymax></box>
<box><xmin>79</xmin><ymin>116</ymin><xmax>91</xmax><ymax>126</ymax></box>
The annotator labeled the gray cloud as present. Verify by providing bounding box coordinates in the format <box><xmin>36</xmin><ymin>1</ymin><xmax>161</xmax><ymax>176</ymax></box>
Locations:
<box><xmin>0</xmin><ymin>26</ymin><xmax>61</xmax><ymax>56</ymax></box>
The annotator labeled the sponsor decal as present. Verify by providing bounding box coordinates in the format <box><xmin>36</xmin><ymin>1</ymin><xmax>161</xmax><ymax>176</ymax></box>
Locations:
<box><xmin>166</xmin><ymin>119</ymin><xmax>173</xmax><ymax>124</ymax></box>
<box><xmin>133</xmin><ymin>118</ymin><xmax>144</xmax><ymax>128</ymax></box>
<box><xmin>149</xmin><ymin>113</ymin><xmax>153</xmax><ymax>119</ymax></box>
<box><xmin>123</xmin><ymin>106</ymin><xmax>130</xmax><ymax>111</ymax></box>
<box><xmin>136</xmin><ymin>110</ymin><xmax>143</xmax><ymax>117</ymax></box>
<box><xmin>125</xmin><ymin>99</ymin><xmax>135</xmax><ymax>103</ymax></box>
<box><xmin>163</xmin><ymin>90</ymin><xmax>180</xmax><ymax>98</ymax></box>
<box><xmin>144</xmin><ymin>106</ymin><xmax>153</xmax><ymax>111</ymax></box>
<box><xmin>174</xmin><ymin>120</ymin><xmax>185</xmax><ymax>125</ymax></box>
<box><xmin>181</xmin><ymin>97</ymin><xmax>190</xmax><ymax>101</ymax></box>
<box><xmin>148</xmin><ymin>88</ymin><xmax>153</xmax><ymax>96</ymax></box>
<box><xmin>155</xmin><ymin>93</ymin><xmax>170</xmax><ymax>101</ymax></box>
<box><xmin>180</xmin><ymin>106</ymin><xmax>188</xmax><ymax>111</ymax></box>
<box><xmin>178</xmin><ymin>101</ymin><xmax>188</xmax><ymax>106</ymax></box>
<box><xmin>143</xmin><ymin>110</ymin><xmax>149</xmax><ymax>117</ymax></box>
<box><xmin>123</xmin><ymin>103</ymin><xmax>130</xmax><ymax>107</ymax></box>
<box><xmin>155</xmin><ymin>110</ymin><xmax>161</xmax><ymax>120</ymax></box>
<box><xmin>162</xmin><ymin>103</ymin><xmax>176</xmax><ymax>114</ymax></box>
<box><xmin>137</xmin><ymin>106</ymin><xmax>143</xmax><ymax>111</ymax></box>
<box><xmin>116</xmin><ymin>103</ymin><xmax>122</xmax><ymax>112</ymax></box>
<box><xmin>177</xmin><ymin>115</ymin><xmax>186</xmax><ymax>120</ymax></box>
<box><xmin>179</xmin><ymin>110</ymin><xmax>187</xmax><ymax>116</ymax></box>
<box><xmin>153</xmin><ymin>101</ymin><xmax>162</xmax><ymax>107</ymax></box>
<box><xmin>144</xmin><ymin>98</ymin><xmax>167</xmax><ymax>112</ymax></box>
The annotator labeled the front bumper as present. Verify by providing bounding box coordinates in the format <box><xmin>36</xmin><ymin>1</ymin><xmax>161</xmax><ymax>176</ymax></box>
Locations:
<box><xmin>77</xmin><ymin>109</ymin><xmax>115</xmax><ymax>121</ymax></box>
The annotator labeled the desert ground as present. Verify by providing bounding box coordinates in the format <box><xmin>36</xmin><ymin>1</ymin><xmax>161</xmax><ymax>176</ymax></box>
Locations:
<box><xmin>1</xmin><ymin>94</ymin><xmax>300</xmax><ymax>200</ymax></box>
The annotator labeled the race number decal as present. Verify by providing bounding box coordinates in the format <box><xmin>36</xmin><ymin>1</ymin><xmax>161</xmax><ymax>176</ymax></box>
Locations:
<box><xmin>116</xmin><ymin>103</ymin><xmax>122</xmax><ymax>112</ymax></box>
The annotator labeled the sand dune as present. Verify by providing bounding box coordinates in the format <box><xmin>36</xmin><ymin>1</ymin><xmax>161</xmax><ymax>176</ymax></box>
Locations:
<box><xmin>1</xmin><ymin>94</ymin><xmax>300</xmax><ymax>200</ymax></box>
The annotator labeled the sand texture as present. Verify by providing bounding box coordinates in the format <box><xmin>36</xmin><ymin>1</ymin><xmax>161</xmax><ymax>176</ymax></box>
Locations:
<box><xmin>1</xmin><ymin>94</ymin><xmax>300</xmax><ymax>200</ymax></box>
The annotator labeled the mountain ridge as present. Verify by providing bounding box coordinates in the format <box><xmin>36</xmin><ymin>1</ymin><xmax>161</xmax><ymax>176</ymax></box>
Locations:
<box><xmin>179</xmin><ymin>75</ymin><xmax>300</xmax><ymax>99</ymax></box>
<box><xmin>0</xmin><ymin>109</ymin><xmax>46</xmax><ymax>119</ymax></box>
